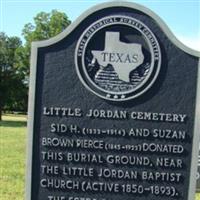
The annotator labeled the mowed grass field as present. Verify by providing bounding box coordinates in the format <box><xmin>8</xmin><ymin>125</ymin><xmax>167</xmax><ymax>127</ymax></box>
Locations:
<box><xmin>0</xmin><ymin>114</ymin><xmax>27</xmax><ymax>200</ymax></box>
<box><xmin>0</xmin><ymin>114</ymin><xmax>200</xmax><ymax>200</ymax></box>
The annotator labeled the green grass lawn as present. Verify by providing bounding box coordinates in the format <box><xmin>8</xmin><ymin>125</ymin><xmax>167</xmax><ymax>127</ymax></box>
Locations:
<box><xmin>0</xmin><ymin>114</ymin><xmax>200</xmax><ymax>200</ymax></box>
<box><xmin>0</xmin><ymin>114</ymin><xmax>27</xmax><ymax>200</ymax></box>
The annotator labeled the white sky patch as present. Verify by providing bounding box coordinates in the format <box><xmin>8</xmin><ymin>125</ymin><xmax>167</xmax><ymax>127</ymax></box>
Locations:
<box><xmin>177</xmin><ymin>35</ymin><xmax>200</xmax><ymax>52</ymax></box>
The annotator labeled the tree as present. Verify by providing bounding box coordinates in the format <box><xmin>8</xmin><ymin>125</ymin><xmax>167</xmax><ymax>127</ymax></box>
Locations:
<box><xmin>17</xmin><ymin>10</ymin><xmax>71</xmax><ymax>77</ymax></box>
<box><xmin>0</xmin><ymin>32</ymin><xmax>26</xmax><ymax>120</ymax></box>
<box><xmin>0</xmin><ymin>10</ymin><xmax>71</xmax><ymax>120</ymax></box>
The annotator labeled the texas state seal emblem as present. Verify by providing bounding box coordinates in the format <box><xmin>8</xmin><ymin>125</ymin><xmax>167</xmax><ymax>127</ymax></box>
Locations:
<box><xmin>75</xmin><ymin>15</ymin><xmax>161</xmax><ymax>101</ymax></box>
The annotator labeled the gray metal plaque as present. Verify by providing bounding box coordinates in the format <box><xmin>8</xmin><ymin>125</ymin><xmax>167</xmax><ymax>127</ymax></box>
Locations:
<box><xmin>196</xmin><ymin>143</ymin><xmax>200</xmax><ymax>192</ymax></box>
<box><xmin>26</xmin><ymin>2</ymin><xmax>200</xmax><ymax>200</ymax></box>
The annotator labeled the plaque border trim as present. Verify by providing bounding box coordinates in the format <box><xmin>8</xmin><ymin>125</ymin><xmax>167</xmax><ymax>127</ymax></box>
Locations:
<box><xmin>188</xmin><ymin>59</ymin><xmax>200</xmax><ymax>199</ymax></box>
<box><xmin>26</xmin><ymin>1</ymin><xmax>200</xmax><ymax>200</ymax></box>
<box><xmin>26</xmin><ymin>43</ymin><xmax>38</xmax><ymax>200</ymax></box>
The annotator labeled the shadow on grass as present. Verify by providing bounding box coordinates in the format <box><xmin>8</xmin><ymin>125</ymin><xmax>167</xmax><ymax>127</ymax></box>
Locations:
<box><xmin>0</xmin><ymin>120</ymin><xmax>27</xmax><ymax>127</ymax></box>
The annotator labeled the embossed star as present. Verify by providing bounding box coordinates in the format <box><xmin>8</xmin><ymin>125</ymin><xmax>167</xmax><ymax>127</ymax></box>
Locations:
<box><xmin>106</xmin><ymin>94</ymin><xmax>111</xmax><ymax>98</ymax></box>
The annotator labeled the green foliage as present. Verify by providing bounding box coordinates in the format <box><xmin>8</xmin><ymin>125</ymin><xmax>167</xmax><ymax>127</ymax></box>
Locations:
<box><xmin>0</xmin><ymin>10</ymin><xmax>71</xmax><ymax>116</ymax></box>
<box><xmin>18</xmin><ymin>10</ymin><xmax>71</xmax><ymax>78</ymax></box>
<box><xmin>0</xmin><ymin>33</ymin><xmax>27</xmax><ymax>118</ymax></box>
<box><xmin>23</xmin><ymin>10</ymin><xmax>71</xmax><ymax>42</ymax></box>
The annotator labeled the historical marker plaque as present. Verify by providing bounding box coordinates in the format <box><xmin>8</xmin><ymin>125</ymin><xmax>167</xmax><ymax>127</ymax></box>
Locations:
<box><xmin>26</xmin><ymin>2</ymin><xmax>200</xmax><ymax>200</ymax></box>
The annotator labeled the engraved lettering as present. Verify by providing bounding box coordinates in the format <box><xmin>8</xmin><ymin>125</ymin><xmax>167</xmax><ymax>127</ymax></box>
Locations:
<box><xmin>86</xmin><ymin>109</ymin><xmax>127</xmax><ymax>119</ymax></box>
<box><xmin>156</xmin><ymin>157</ymin><xmax>183</xmax><ymax>168</ymax></box>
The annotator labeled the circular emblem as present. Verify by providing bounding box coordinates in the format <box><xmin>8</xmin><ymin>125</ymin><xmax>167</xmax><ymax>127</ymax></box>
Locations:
<box><xmin>75</xmin><ymin>15</ymin><xmax>161</xmax><ymax>101</ymax></box>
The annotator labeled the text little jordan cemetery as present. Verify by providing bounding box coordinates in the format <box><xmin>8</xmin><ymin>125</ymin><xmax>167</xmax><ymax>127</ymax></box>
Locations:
<box><xmin>26</xmin><ymin>2</ymin><xmax>200</xmax><ymax>200</ymax></box>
